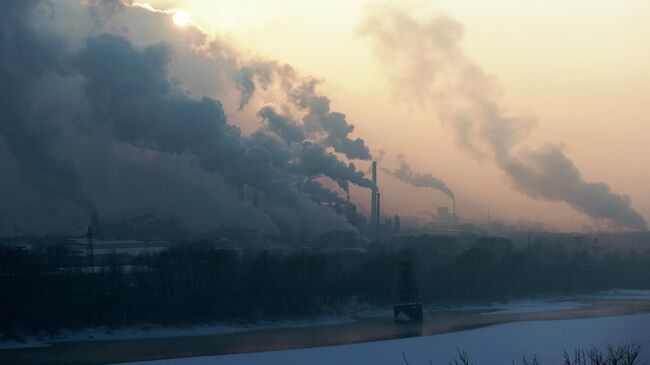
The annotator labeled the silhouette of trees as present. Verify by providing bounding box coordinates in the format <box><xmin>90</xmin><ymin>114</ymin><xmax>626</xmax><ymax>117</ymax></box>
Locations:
<box><xmin>1</xmin><ymin>235</ymin><xmax>649</xmax><ymax>334</ymax></box>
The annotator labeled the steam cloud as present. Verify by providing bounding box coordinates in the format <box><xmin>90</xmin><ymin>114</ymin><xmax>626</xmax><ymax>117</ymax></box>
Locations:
<box><xmin>0</xmin><ymin>1</ymin><xmax>94</xmax><ymax>227</ymax></box>
<box><xmin>358</xmin><ymin>4</ymin><xmax>647</xmax><ymax>231</ymax></box>
<box><xmin>0</xmin><ymin>0</ymin><xmax>376</xmax><ymax>236</ymax></box>
<box><xmin>291</xmin><ymin>143</ymin><xmax>375</xmax><ymax>190</ymax></box>
<box><xmin>296</xmin><ymin>178</ymin><xmax>345</xmax><ymax>205</ymax></box>
<box><xmin>258</xmin><ymin>106</ymin><xmax>305</xmax><ymax>145</ymax></box>
<box><xmin>289</xmin><ymin>79</ymin><xmax>372</xmax><ymax>160</ymax></box>
<box><xmin>383</xmin><ymin>155</ymin><xmax>454</xmax><ymax>200</ymax></box>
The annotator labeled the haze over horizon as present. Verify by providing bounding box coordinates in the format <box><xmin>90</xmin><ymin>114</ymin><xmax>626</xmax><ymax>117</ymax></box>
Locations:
<box><xmin>2</xmin><ymin>0</ymin><xmax>649</xmax><ymax>234</ymax></box>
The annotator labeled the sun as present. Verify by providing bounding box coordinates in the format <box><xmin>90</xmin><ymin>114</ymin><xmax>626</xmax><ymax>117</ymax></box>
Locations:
<box><xmin>172</xmin><ymin>10</ymin><xmax>190</xmax><ymax>27</ymax></box>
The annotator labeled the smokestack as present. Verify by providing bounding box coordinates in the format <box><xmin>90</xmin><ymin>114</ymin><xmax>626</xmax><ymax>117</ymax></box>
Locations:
<box><xmin>376</xmin><ymin>191</ymin><xmax>381</xmax><ymax>228</ymax></box>
<box><xmin>371</xmin><ymin>161</ymin><xmax>377</xmax><ymax>224</ymax></box>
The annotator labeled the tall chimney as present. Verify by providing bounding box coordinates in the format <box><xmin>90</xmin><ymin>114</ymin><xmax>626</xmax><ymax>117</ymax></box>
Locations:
<box><xmin>376</xmin><ymin>191</ymin><xmax>381</xmax><ymax>228</ymax></box>
<box><xmin>371</xmin><ymin>161</ymin><xmax>377</xmax><ymax>224</ymax></box>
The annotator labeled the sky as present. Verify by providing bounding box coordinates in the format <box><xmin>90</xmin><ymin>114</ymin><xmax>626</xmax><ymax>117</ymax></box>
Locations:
<box><xmin>144</xmin><ymin>0</ymin><xmax>650</xmax><ymax>230</ymax></box>
<box><xmin>1</xmin><ymin>0</ymin><xmax>648</xmax><ymax>234</ymax></box>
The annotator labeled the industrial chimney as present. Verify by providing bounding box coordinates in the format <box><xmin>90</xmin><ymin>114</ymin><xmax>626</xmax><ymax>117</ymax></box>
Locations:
<box><xmin>371</xmin><ymin>161</ymin><xmax>377</xmax><ymax>224</ymax></box>
<box><xmin>376</xmin><ymin>191</ymin><xmax>381</xmax><ymax>228</ymax></box>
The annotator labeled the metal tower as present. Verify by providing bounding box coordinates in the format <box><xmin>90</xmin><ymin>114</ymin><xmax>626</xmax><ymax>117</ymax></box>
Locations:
<box><xmin>394</xmin><ymin>249</ymin><xmax>423</xmax><ymax>322</ymax></box>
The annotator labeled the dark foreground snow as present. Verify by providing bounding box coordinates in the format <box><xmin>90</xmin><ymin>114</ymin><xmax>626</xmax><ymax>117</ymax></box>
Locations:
<box><xmin>119</xmin><ymin>314</ymin><xmax>650</xmax><ymax>365</ymax></box>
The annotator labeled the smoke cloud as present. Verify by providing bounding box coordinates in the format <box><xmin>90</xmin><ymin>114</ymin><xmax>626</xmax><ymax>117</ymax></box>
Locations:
<box><xmin>236</xmin><ymin>62</ymin><xmax>275</xmax><ymax>111</ymax></box>
<box><xmin>71</xmin><ymin>33</ymin><xmax>356</xmax><ymax>236</ymax></box>
<box><xmin>258</xmin><ymin>105</ymin><xmax>305</xmax><ymax>145</ymax></box>
<box><xmin>358</xmin><ymin>4</ymin><xmax>647</xmax><ymax>231</ymax></box>
<box><xmin>291</xmin><ymin>143</ymin><xmax>375</xmax><ymax>190</ymax></box>
<box><xmin>0</xmin><ymin>0</ymin><xmax>370</xmax><ymax>237</ymax></box>
<box><xmin>0</xmin><ymin>1</ymin><xmax>94</xmax><ymax>219</ymax></box>
<box><xmin>236</xmin><ymin>64</ymin><xmax>373</xmax><ymax>161</ymax></box>
<box><xmin>289</xmin><ymin>79</ymin><xmax>372</xmax><ymax>160</ymax></box>
<box><xmin>383</xmin><ymin>155</ymin><xmax>454</xmax><ymax>200</ymax></box>
<box><xmin>296</xmin><ymin>178</ymin><xmax>346</xmax><ymax>205</ymax></box>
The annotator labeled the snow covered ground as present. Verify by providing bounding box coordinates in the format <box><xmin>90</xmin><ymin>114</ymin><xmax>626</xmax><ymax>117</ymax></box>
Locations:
<box><xmin>435</xmin><ymin>289</ymin><xmax>650</xmax><ymax>316</ymax></box>
<box><xmin>119</xmin><ymin>314</ymin><xmax>650</xmax><ymax>365</ymax></box>
<box><xmin>0</xmin><ymin>317</ymin><xmax>352</xmax><ymax>350</ymax></box>
<box><xmin>479</xmin><ymin>300</ymin><xmax>583</xmax><ymax>315</ymax></box>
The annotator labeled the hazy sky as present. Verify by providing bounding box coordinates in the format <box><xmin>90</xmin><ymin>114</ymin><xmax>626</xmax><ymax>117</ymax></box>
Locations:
<box><xmin>136</xmin><ymin>0</ymin><xmax>650</xmax><ymax>231</ymax></box>
<box><xmin>5</xmin><ymin>0</ymin><xmax>650</xmax><ymax>236</ymax></box>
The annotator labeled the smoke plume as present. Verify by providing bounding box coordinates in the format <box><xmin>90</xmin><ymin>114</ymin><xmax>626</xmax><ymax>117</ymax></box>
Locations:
<box><xmin>358</xmin><ymin>4</ymin><xmax>647</xmax><ymax>231</ymax></box>
<box><xmin>296</xmin><ymin>178</ymin><xmax>346</xmax><ymax>205</ymax></box>
<box><xmin>257</xmin><ymin>106</ymin><xmax>305</xmax><ymax>144</ymax></box>
<box><xmin>235</xmin><ymin>63</ymin><xmax>373</xmax><ymax>161</ymax></box>
<box><xmin>0</xmin><ymin>0</ymin><xmax>369</xmax><ymax>236</ymax></box>
<box><xmin>0</xmin><ymin>1</ymin><xmax>94</xmax><ymax>220</ymax></box>
<box><xmin>291</xmin><ymin>143</ymin><xmax>375</xmax><ymax>190</ymax></box>
<box><xmin>289</xmin><ymin>79</ymin><xmax>372</xmax><ymax>160</ymax></box>
<box><xmin>383</xmin><ymin>155</ymin><xmax>454</xmax><ymax>200</ymax></box>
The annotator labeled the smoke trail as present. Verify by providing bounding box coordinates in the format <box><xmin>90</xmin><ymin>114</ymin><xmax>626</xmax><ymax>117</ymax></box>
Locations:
<box><xmin>256</xmin><ymin>106</ymin><xmax>375</xmax><ymax>191</ymax></box>
<box><xmin>290</xmin><ymin>142</ymin><xmax>375</xmax><ymax>190</ymax></box>
<box><xmin>296</xmin><ymin>178</ymin><xmax>346</xmax><ymax>205</ymax></box>
<box><xmin>336</xmin><ymin>179</ymin><xmax>349</xmax><ymax>194</ymax></box>
<box><xmin>70</xmin><ymin>32</ymin><xmax>353</xmax><ymax>236</ymax></box>
<box><xmin>0</xmin><ymin>1</ymin><xmax>94</xmax><ymax>216</ymax></box>
<box><xmin>358</xmin><ymin>4</ymin><xmax>647</xmax><ymax>231</ymax></box>
<box><xmin>237</xmin><ymin>64</ymin><xmax>373</xmax><ymax>161</ymax></box>
<box><xmin>237</xmin><ymin>62</ymin><xmax>275</xmax><ymax>111</ymax></box>
<box><xmin>0</xmin><ymin>0</ymin><xmax>374</xmax><ymax>235</ymax></box>
<box><xmin>289</xmin><ymin>79</ymin><xmax>372</xmax><ymax>160</ymax></box>
<box><xmin>258</xmin><ymin>105</ymin><xmax>305</xmax><ymax>144</ymax></box>
<box><xmin>382</xmin><ymin>155</ymin><xmax>454</xmax><ymax>200</ymax></box>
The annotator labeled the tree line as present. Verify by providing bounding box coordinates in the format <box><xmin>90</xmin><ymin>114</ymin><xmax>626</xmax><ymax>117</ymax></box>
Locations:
<box><xmin>1</xmin><ymin>234</ymin><xmax>649</xmax><ymax>335</ymax></box>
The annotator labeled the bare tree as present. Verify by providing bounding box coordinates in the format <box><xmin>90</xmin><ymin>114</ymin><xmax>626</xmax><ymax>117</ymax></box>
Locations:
<box><xmin>449</xmin><ymin>348</ymin><xmax>473</xmax><ymax>365</ymax></box>
<box><xmin>408</xmin><ymin>343</ymin><xmax>643</xmax><ymax>365</ymax></box>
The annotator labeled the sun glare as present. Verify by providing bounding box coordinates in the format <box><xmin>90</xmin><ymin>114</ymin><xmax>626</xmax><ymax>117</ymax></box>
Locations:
<box><xmin>172</xmin><ymin>10</ymin><xmax>190</xmax><ymax>27</ymax></box>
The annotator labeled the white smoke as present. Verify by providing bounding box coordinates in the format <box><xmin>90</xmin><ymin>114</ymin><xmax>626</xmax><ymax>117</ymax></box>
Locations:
<box><xmin>358</xmin><ymin>3</ymin><xmax>647</xmax><ymax>231</ymax></box>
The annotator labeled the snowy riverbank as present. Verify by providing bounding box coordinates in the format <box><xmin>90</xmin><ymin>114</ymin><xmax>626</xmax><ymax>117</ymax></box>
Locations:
<box><xmin>119</xmin><ymin>313</ymin><xmax>650</xmax><ymax>365</ymax></box>
<box><xmin>2</xmin><ymin>289</ymin><xmax>649</xmax><ymax>351</ymax></box>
